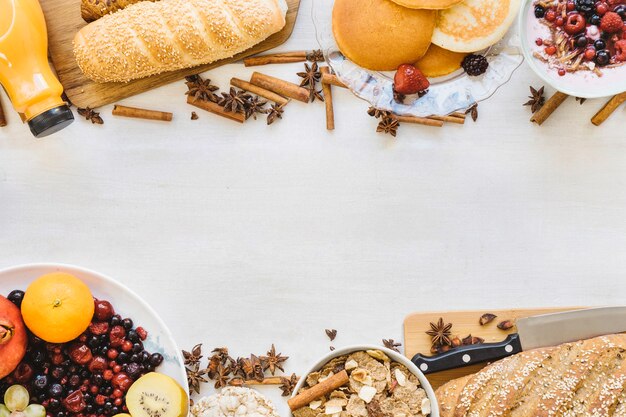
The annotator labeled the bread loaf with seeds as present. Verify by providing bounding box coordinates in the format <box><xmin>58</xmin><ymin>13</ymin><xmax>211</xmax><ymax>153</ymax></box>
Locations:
<box><xmin>81</xmin><ymin>0</ymin><xmax>153</xmax><ymax>23</ymax></box>
<box><xmin>435</xmin><ymin>334</ymin><xmax>626</xmax><ymax>417</ymax></box>
<box><xmin>73</xmin><ymin>0</ymin><xmax>288</xmax><ymax>83</ymax></box>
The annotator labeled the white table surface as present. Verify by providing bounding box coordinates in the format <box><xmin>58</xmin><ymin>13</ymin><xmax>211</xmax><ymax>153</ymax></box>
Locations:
<box><xmin>2</xmin><ymin>0</ymin><xmax>626</xmax><ymax>413</ymax></box>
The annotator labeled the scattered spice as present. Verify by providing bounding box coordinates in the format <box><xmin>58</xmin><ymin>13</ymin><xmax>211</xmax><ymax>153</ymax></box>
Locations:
<box><xmin>297</xmin><ymin>62</ymin><xmax>323</xmax><ymax>103</ymax></box>
<box><xmin>479</xmin><ymin>313</ymin><xmax>498</xmax><ymax>326</ymax></box>
<box><xmin>250</xmin><ymin>354</ymin><xmax>265</xmax><ymax>381</ymax></box>
<box><xmin>187</xmin><ymin>366</ymin><xmax>209</xmax><ymax>395</ymax></box>
<box><xmin>279</xmin><ymin>373</ymin><xmax>299</xmax><ymax>397</ymax></box>
<box><xmin>524</xmin><ymin>86</ymin><xmax>545</xmax><ymax>113</ymax></box>
<box><xmin>186</xmin><ymin>77</ymin><xmax>220</xmax><ymax>103</ymax></box>
<box><xmin>260</xmin><ymin>344</ymin><xmax>288</xmax><ymax>376</ymax></box>
<box><xmin>426</xmin><ymin>317</ymin><xmax>453</xmax><ymax>349</ymax></box>
<box><xmin>243</xmin><ymin>96</ymin><xmax>268</xmax><ymax>120</ymax></box>
<box><xmin>183</xmin><ymin>343</ymin><xmax>203</xmax><ymax>367</ymax></box>
<box><xmin>465</xmin><ymin>103</ymin><xmax>479</xmax><ymax>122</ymax></box>
<box><xmin>462</xmin><ymin>335</ymin><xmax>485</xmax><ymax>346</ymax></box>
<box><xmin>376</xmin><ymin>114</ymin><xmax>399</xmax><ymax>137</ymax></box>
<box><xmin>77</xmin><ymin>107</ymin><xmax>103</xmax><ymax>124</ymax></box>
<box><xmin>325</xmin><ymin>329</ymin><xmax>337</xmax><ymax>341</ymax></box>
<box><xmin>218</xmin><ymin>87</ymin><xmax>251</xmax><ymax>114</ymax></box>
<box><xmin>382</xmin><ymin>339</ymin><xmax>402</xmax><ymax>353</ymax></box>
<box><xmin>451</xmin><ymin>337</ymin><xmax>462</xmax><ymax>348</ymax></box>
<box><xmin>497</xmin><ymin>320</ymin><xmax>515</xmax><ymax>331</ymax></box>
<box><xmin>576</xmin><ymin>97</ymin><xmax>587</xmax><ymax>105</ymax></box>
<box><xmin>306</xmin><ymin>49</ymin><xmax>324</xmax><ymax>62</ymax></box>
<box><xmin>214</xmin><ymin>364</ymin><xmax>232</xmax><ymax>389</ymax></box>
<box><xmin>191</xmin><ymin>112</ymin><xmax>199</xmax><ymax>120</ymax></box>
<box><xmin>267</xmin><ymin>103</ymin><xmax>286</xmax><ymax>125</ymax></box>
<box><xmin>367</xmin><ymin>107</ymin><xmax>389</xmax><ymax>119</ymax></box>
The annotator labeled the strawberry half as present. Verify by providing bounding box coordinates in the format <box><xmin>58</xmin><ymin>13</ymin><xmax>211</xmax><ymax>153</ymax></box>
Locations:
<box><xmin>394</xmin><ymin>64</ymin><xmax>430</xmax><ymax>95</ymax></box>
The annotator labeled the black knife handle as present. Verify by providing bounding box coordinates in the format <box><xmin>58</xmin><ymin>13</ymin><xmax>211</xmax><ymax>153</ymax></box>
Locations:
<box><xmin>411</xmin><ymin>333</ymin><xmax>522</xmax><ymax>374</ymax></box>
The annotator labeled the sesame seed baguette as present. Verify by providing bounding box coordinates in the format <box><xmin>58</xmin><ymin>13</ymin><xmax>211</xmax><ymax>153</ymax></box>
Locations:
<box><xmin>436</xmin><ymin>375</ymin><xmax>472</xmax><ymax>417</ymax></box>
<box><xmin>73</xmin><ymin>0</ymin><xmax>287</xmax><ymax>83</ymax></box>
<box><xmin>587</xmin><ymin>352</ymin><xmax>626</xmax><ymax>416</ymax></box>
<box><xmin>81</xmin><ymin>0</ymin><xmax>154</xmax><ymax>23</ymax></box>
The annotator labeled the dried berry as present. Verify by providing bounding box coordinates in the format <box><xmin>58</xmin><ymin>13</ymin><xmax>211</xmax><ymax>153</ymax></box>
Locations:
<box><xmin>68</xmin><ymin>343</ymin><xmax>93</xmax><ymax>365</ymax></box>
<box><xmin>479</xmin><ymin>313</ymin><xmax>498</xmax><ymax>326</ymax></box>
<box><xmin>498</xmin><ymin>320</ymin><xmax>515</xmax><ymax>331</ymax></box>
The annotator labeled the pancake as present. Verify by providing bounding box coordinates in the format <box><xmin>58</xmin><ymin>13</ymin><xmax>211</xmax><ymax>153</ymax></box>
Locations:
<box><xmin>389</xmin><ymin>0</ymin><xmax>463</xmax><ymax>9</ymax></box>
<box><xmin>432</xmin><ymin>0</ymin><xmax>521</xmax><ymax>53</ymax></box>
<box><xmin>415</xmin><ymin>44</ymin><xmax>467</xmax><ymax>77</ymax></box>
<box><xmin>332</xmin><ymin>0</ymin><xmax>436</xmax><ymax>71</ymax></box>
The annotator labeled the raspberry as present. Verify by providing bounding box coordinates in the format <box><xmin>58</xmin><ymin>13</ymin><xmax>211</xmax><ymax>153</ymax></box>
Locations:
<box><xmin>393</xmin><ymin>64</ymin><xmax>430</xmax><ymax>95</ymax></box>
<box><xmin>615</xmin><ymin>40</ymin><xmax>626</xmax><ymax>61</ymax></box>
<box><xmin>461</xmin><ymin>54</ymin><xmax>489</xmax><ymax>76</ymax></box>
<box><xmin>600</xmin><ymin>12</ymin><xmax>623</xmax><ymax>33</ymax></box>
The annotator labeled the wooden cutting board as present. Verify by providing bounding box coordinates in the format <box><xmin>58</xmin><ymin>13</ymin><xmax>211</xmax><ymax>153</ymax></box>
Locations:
<box><xmin>40</xmin><ymin>0</ymin><xmax>301</xmax><ymax>108</ymax></box>
<box><xmin>403</xmin><ymin>307</ymin><xmax>585</xmax><ymax>389</ymax></box>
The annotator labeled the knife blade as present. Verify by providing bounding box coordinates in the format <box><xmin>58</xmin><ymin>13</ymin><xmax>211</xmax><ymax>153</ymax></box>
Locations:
<box><xmin>411</xmin><ymin>306</ymin><xmax>626</xmax><ymax>374</ymax></box>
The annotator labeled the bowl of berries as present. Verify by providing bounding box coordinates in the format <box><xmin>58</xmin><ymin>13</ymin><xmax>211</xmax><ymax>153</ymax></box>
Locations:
<box><xmin>0</xmin><ymin>264</ymin><xmax>188</xmax><ymax>417</ymax></box>
<box><xmin>521</xmin><ymin>0</ymin><xmax>626</xmax><ymax>98</ymax></box>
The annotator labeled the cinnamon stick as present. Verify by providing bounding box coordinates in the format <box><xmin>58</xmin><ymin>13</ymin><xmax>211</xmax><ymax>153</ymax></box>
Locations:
<box><xmin>320</xmin><ymin>67</ymin><xmax>335</xmax><ymax>130</ymax></box>
<box><xmin>187</xmin><ymin>96</ymin><xmax>245</xmax><ymax>123</ymax></box>
<box><xmin>230</xmin><ymin>78</ymin><xmax>289</xmax><ymax>106</ymax></box>
<box><xmin>429</xmin><ymin>115</ymin><xmax>465</xmax><ymax>125</ymax></box>
<box><xmin>321</xmin><ymin>72</ymin><xmax>347</xmax><ymax>89</ymax></box>
<box><xmin>228</xmin><ymin>376</ymin><xmax>300</xmax><ymax>386</ymax></box>
<box><xmin>0</xmin><ymin>95</ymin><xmax>6</xmax><ymax>127</ymax></box>
<box><xmin>530</xmin><ymin>91</ymin><xmax>569</xmax><ymax>125</ymax></box>
<box><xmin>288</xmin><ymin>370</ymin><xmax>349</xmax><ymax>411</ymax></box>
<box><xmin>112</xmin><ymin>105</ymin><xmax>172</xmax><ymax>122</ymax></box>
<box><xmin>251</xmin><ymin>72</ymin><xmax>311</xmax><ymax>103</ymax></box>
<box><xmin>244</xmin><ymin>51</ymin><xmax>308</xmax><ymax>67</ymax></box>
<box><xmin>591</xmin><ymin>92</ymin><xmax>626</xmax><ymax>126</ymax></box>
<box><xmin>395</xmin><ymin>115</ymin><xmax>444</xmax><ymax>127</ymax></box>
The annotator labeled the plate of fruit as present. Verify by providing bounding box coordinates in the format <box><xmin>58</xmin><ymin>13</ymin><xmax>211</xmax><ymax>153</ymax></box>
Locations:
<box><xmin>312</xmin><ymin>0</ymin><xmax>524</xmax><ymax>117</ymax></box>
<box><xmin>521</xmin><ymin>0</ymin><xmax>626</xmax><ymax>98</ymax></box>
<box><xmin>0</xmin><ymin>264</ymin><xmax>188</xmax><ymax>417</ymax></box>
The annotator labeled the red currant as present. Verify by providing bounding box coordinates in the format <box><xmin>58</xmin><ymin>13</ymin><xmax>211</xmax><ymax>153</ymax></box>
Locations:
<box><xmin>546</xmin><ymin>9</ymin><xmax>557</xmax><ymax>21</ymax></box>
<box><xmin>546</xmin><ymin>45</ymin><xmax>557</xmax><ymax>55</ymax></box>
<box><xmin>584</xmin><ymin>47</ymin><xmax>597</xmax><ymax>60</ymax></box>
<box><xmin>536</xmin><ymin>38</ymin><xmax>544</xmax><ymax>46</ymax></box>
<box><xmin>558</xmin><ymin>68</ymin><xmax>567</xmax><ymax>76</ymax></box>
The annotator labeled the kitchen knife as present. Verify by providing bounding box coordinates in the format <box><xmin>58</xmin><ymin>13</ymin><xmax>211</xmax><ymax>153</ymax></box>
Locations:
<box><xmin>411</xmin><ymin>306</ymin><xmax>626</xmax><ymax>374</ymax></box>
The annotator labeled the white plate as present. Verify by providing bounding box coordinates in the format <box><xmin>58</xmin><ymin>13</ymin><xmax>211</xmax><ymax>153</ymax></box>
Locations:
<box><xmin>0</xmin><ymin>263</ymin><xmax>189</xmax><ymax>395</ymax></box>
<box><xmin>291</xmin><ymin>345</ymin><xmax>440</xmax><ymax>417</ymax></box>
<box><xmin>519</xmin><ymin>0</ymin><xmax>626</xmax><ymax>98</ymax></box>
<box><xmin>312</xmin><ymin>0</ymin><xmax>524</xmax><ymax>117</ymax></box>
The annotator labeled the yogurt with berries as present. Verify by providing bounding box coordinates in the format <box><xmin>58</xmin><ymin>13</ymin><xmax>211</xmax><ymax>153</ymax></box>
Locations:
<box><xmin>525</xmin><ymin>0</ymin><xmax>626</xmax><ymax>92</ymax></box>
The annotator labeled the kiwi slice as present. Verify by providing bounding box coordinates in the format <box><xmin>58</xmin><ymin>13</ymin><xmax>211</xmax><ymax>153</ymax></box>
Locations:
<box><xmin>126</xmin><ymin>373</ymin><xmax>187</xmax><ymax>417</ymax></box>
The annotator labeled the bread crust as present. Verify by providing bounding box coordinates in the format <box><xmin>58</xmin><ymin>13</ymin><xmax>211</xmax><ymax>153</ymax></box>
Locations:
<box><xmin>81</xmin><ymin>0</ymin><xmax>153</xmax><ymax>23</ymax></box>
<box><xmin>74</xmin><ymin>0</ymin><xmax>287</xmax><ymax>83</ymax></box>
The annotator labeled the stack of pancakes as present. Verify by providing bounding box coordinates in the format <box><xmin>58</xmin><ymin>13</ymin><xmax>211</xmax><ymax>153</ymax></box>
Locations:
<box><xmin>332</xmin><ymin>0</ymin><xmax>520</xmax><ymax>77</ymax></box>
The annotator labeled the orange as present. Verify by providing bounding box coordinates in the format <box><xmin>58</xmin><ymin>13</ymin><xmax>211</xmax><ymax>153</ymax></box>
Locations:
<box><xmin>21</xmin><ymin>272</ymin><xmax>95</xmax><ymax>343</ymax></box>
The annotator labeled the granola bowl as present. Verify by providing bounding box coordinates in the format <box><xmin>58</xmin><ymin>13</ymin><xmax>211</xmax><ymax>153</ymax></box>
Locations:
<box><xmin>520</xmin><ymin>0</ymin><xmax>626</xmax><ymax>98</ymax></box>
<box><xmin>291</xmin><ymin>345</ymin><xmax>439</xmax><ymax>417</ymax></box>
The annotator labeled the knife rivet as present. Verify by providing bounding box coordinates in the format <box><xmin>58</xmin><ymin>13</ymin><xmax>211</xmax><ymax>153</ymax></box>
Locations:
<box><xmin>462</xmin><ymin>354</ymin><xmax>471</xmax><ymax>363</ymax></box>
<box><xmin>505</xmin><ymin>344</ymin><xmax>513</xmax><ymax>353</ymax></box>
<box><xmin>420</xmin><ymin>364</ymin><xmax>428</xmax><ymax>372</ymax></box>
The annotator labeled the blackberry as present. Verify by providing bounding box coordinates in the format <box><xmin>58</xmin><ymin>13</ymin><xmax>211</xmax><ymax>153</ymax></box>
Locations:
<box><xmin>534</xmin><ymin>5</ymin><xmax>546</xmax><ymax>18</ymax></box>
<box><xmin>462</xmin><ymin>54</ymin><xmax>489</xmax><ymax>76</ymax></box>
<box><xmin>596</xmin><ymin>50</ymin><xmax>610</xmax><ymax>66</ymax></box>
<box><xmin>575</xmin><ymin>0</ymin><xmax>595</xmax><ymax>14</ymax></box>
<box><xmin>589</xmin><ymin>14</ymin><xmax>601</xmax><ymax>25</ymax></box>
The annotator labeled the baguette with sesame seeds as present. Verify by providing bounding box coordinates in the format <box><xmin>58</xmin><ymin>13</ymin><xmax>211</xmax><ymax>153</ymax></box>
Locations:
<box><xmin>435</xmin><ymin>334</ymin><xmax>626</xmax><ymax>417</ymax></box>
<box><xmin>73</xmin><ymin>0</ymin><xmax>288</xmax><ymax>83</ymax></box>
<box><xmin>81</xmin><ymin>0</ymin><xmax>154</xmax><ymax>23</ymax></box>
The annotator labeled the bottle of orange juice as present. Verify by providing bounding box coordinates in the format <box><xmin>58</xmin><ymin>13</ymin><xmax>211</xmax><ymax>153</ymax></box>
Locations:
<box><xmin>0</xmin><ymin>0</ymin><xmax>73</xmax><ymax>137</ymax></box>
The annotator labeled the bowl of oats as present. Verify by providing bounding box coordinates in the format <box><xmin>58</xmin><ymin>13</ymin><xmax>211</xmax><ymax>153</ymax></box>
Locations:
<box><xmin>289</xmin><ymin>346</ymin><xmax>438</xmax><ymax>417</ymax></box>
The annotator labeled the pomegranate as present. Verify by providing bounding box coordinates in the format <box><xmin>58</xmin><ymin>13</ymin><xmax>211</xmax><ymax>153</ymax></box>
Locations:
<box><xmin>0</xmin><ymin>295</ymin><xmax>28</xmax><ymax>379</ymax></box>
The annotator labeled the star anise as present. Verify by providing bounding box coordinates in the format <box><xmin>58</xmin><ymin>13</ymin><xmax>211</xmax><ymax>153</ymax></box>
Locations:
<box><xmin>267</xmin><ymin>103</ymin><xmax>286</xmax><ymax>125</ymax></box>
<box><xmin>376</xmin><ymin>115</ymin><xmax>399</xmax><ymax>137</ymax></box>
<box><xmin>186</xmin><ymin>78</ymin><xmax>220</xmax><ymax>103</ymax></box>
<box><xmin>250</xmin><ymin>354</ymin><xmax>264</xmax><ymax>381</ymax></box>
<box><xmin>298</xmin><ymin>62</ymin><xmax>321</xmax><ymax>89</ymax></box>
<box><xmin>426</xmin><ymin>317</ymin><xmax>453</xmax><ymax>348</ymax></box>
<box><xmin>243</xmin><ymin>95</ymin><xmax>268</xmax><ymax>120</ymax></box>
<box><xmin>309</xmin><ymin>87</ymin><xmax>324</xmax><ymax>103</ymax></box>
<box><xmin>465</xmin><ymin>103</ymin><xmax>479</xmax><ymax>122</ymax></box>
<box><xmin>77</xmin><ymin>107</ymin><xmax>103</xmax><ymax>124</ymax></box>
<box><xmin>382</xmin><ymin>339</ymin><xmax>402</xmax><ymax>353</ymax></box>
<box><xmin>306</xmin><ymin>49</ymin><xmax>324</xmax><ymax>62</ymax></box>
<box><xmin>185</xmin><ymin>74</ymin><xmax>202</xmax><ymax>83</ymax></box>
<box><xmin>325</xmin><ymin>329</ymin><xmax>337</xmax><ymax>341</ymax></box>
<box><xmin>576</xmin><ymin>97</ymin><xmax>587</xmax><ymax>105</ymax></box>
<box><xmin>524</xmin><ymin>86</ymin><xmax>545</xmax><ymax>113</ymax></box>
<box><xmin>182</xmin><ymin>343</ymin><xmax>203</xmax><ymax>367</ymax></box>
<box><xmin>367</xmin><ymin>107</ymin><xmax>390</xmax><ymax>119</ymax></box>
<box><xmin>207</xmin><ymin>347</ymin><xmax>229</xmax><ymax>379</ymax></box>
<box><xmin>279</xmin><ymin>373</ymin><xmax>299</xmax><ymax>397</ymax></box>
<box><xmin>214</xmin><ymin>363</ymin><xmax>231</xmax><ymax>389</ymax></box>
<box><xmin>186</xmin><ymin>366</ymin><xmax>208</xmax><ymax>394</ymax></box>
<box><xmin>260</xmin><ymin>344</ymin><xmax>288</xmax><ymax>376</ymax></box>
<box><xmin>218</xmin><ymin>87</ymin><xmax>251</xmax><ymax>113</ymax></box>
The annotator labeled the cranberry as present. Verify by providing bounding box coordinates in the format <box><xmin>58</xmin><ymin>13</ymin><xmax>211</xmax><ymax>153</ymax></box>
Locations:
<box><xmin>88</xmin><ymin>356</ymin><xmax>108</xmax><ymax>373</ymax></box>
<box><xmin>89</xmin><ymin>322</ymin><xmax>110</xmax><ymax>336</ymax></box>
<box><xmin>113</xmin><ymin>365</ymin><xmax>122</xmax><ymax>374</ymax></box>
<box><xmin>106</xmin><ymin>349</ymin><xmax>119</xmax><ymax>360</ymax></box>
<box><xmin>109</xmin><ymin>326</ymin><xmax>126</xmax><ymax>347</ymax></box>
<box><xmin>111</xmin><ymin>373</ymin><xmax>132</xmax><ymax>392</ymax></box>
<box><xmin>567</xmin><ymin>0</ymin><xmax>576</xmax><ymax>11</ymax></box>
<box><xmin>121</xmin><ymin>341</ymin><xmax>133</xmax><ymax>353</ymax></box>
<box><xmin>12</xmin><ymin>362</ymin><xmax>35</xmax><ymax>383</ymax></box>
<box><xmin>103</xmin><ymin>370</ymin><xmax>114</xmax><ymax>381</ymax></box>
<box><xmin>596</xmin><ymin>1</ymin><xmax>609</xmax><ymax>14</ymax></box>
<box><xmin>69</xmin><ymin>343</ymin><xmax>93</xmax><ymax>365</ymax></box>
<box><xmin>111</xmin><ymin>389</ymin><xmax>123</xmax><ymax>399</ymax></box>
<box><xmin>113</xmin><ymin>399</ymin><xmax>123</xmax><ymax>407</ymax></box>
<box><xmin>94</xmin><ymin>300</ymin><xmax>115</xmax><ymax>322</ymax></box>
<box><xmin>556</xmin><ymin>16</ymin><xmax>565</xmax><ymax>26</ymax></box>
<box><xmin>135</xmin><ymin>327</ymin><xmax>148</xmax><ymax>341</ymax></box>
<box><xmin>63</xmin><ymin>390</ymin><xmax>87</xmax><ymax>413</ymax></box>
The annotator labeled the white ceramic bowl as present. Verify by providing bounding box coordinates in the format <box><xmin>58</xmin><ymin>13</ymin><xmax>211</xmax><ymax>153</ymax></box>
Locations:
<box><xmin>0</xmin><ymin>263</ymin><xmax>189</xmax><ymax>396</ymax></box>
<box><xmin>519</xmin><ymin>0</ymin><xmax>626</xmax><ymax>98</ymax></box>
<box><xmin>291</xmin><ymin>345</ymin><xmax>439</xmax><ymax>417</ymax></box>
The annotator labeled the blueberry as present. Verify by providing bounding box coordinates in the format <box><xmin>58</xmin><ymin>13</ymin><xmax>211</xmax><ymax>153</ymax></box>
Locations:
<box><xmin>122</xmin><ymin>318</ymin><xmax>133</xmax><ymax>330</ymax></box>
<box><xmin>615</xmin><ymin>5</ymin><xmax>626</xmax><ymax>19</ymax></box>
<box><xmin>535</xmin><ymin>5</ymin><xmax>546</xmax><ymax>18</ymax></box>
<box><xmin>575</xmin><ymin>0</ymin><xmax>595</xmax><ymax>14</ymax></box>
<box><xmin>594</xmin><ymin>39</ymin><xmax>607</xmax><ymax>50</ymax></box>
<box><xmin>589</xmin><ymin>14</ymin><xmax>601</xmax><ymax>25</ymax></box>
<box><xmin>149</xmin><ymin>353</ymin><xmax>164</xmax><ymax>367</ymax></box>
<box><xmin>576</xmin><ymin>36</ymin><xmax>589</xmax><ymax>48</ymax></box>
<box><xmin>34</xmin><ymin>374</ymin><xmax>48</xmax><ymax>390</ymax></box>
<box><xmin>48</xmin><ymin>383</ymin><xmax>64</xmax><ymax>398</ymax></box>
<box><xmin>7</xmin><ymin>290</ymin><xmax>25</xmax><ymax>307</ymax></box>
<box><xmin>596</xmin><ymin>49</ymin><xmax>610</xmax><ymax>66</ymax></box>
